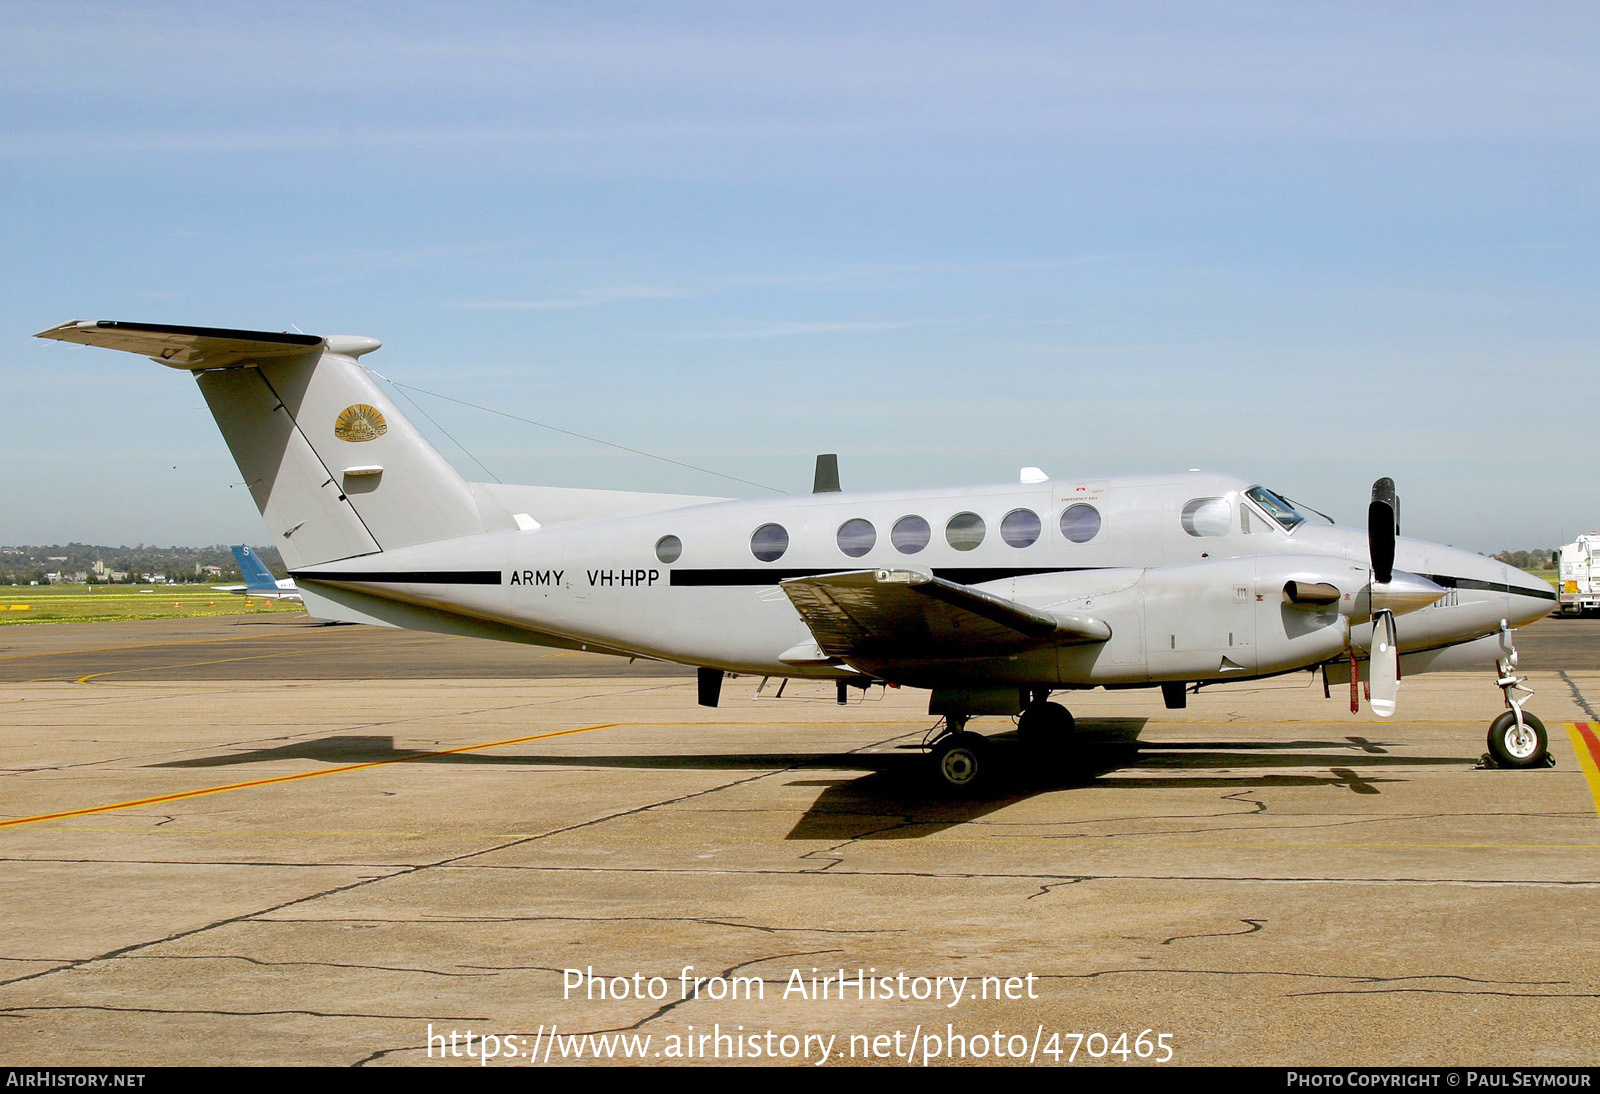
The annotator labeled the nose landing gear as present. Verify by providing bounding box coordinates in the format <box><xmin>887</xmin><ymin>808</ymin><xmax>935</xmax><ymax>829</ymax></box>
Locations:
<box><xmin>1485</xmin><ymin>627</ymin><xmax>1550</xmax><ymax>769</ymax></box>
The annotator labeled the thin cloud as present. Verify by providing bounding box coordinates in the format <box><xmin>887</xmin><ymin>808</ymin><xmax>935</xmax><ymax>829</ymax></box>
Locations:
<box><xmin>453</xmin><ymin>286</ymin><xmax>693</xmax><ymax>310</ymax></box>
<box><xmin>685</xmin><ymin>319</ymin><xmax>931</xmax><ymax>339</ymax></box>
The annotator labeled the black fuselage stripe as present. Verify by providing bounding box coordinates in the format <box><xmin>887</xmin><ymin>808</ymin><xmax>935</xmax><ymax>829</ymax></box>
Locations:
<box><xmin>1419</xmin><ymin>573</ymin><xmax>1558</xmax><ymax>601</ymax></box>
<box><xmin>295</xmin><ymin>570</ymin><xmax>502</xmax><ymax>585</ymax></box>
<box><xmin>670</xmin><ymin>567</ymin><xmax>1098</xmax><ymax>587</ymax></box>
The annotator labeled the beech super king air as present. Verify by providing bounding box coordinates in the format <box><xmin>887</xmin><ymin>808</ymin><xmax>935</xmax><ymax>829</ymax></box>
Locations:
<box><xmin>38</xmin><ymin>320</ymin><xmax>1558</xmax><ymax>791</ymax></box>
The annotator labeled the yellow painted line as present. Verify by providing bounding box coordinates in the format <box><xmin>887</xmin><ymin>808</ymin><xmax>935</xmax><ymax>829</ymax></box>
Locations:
<box><xmin>1567</xmin><ymin>723</ymin><xmax>1600</xmax><ymax>820</ymax></box>
<box><xmin>0</xmin><ymin>722</ymin><xmax>621</xmax><ymax>830</ymax></box>
<box><xmin>1164</xmin><ymin>720</ymin><xmax>1479</xmax><ymax>726</ymax></box>
<box><xmin>71</xmin><ymin>641</ymin><xmax>399</xmax><ymax>685</ymax></box>
<box><xmin>0</xmin><ymin>632</ymin><xmax>291</xmax><ymax>662</ymax></box>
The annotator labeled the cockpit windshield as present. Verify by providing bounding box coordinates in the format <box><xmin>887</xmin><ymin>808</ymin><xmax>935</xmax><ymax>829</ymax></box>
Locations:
<box><xmin>1245</xmin><ymin>486</ymin><xmax>1307</xmax><ymax>531</ymax></box>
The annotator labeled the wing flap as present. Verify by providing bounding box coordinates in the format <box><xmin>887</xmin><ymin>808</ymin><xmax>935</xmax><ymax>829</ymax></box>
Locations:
<box><xmin>781</xmin><ymin>568</ymin><xmax>1110</xmax><ymax>662</ymax></box>
<box><xmin>35</xmin><ymin>320</ymin><xmax>323</xmax><ymax>370</ymax></box>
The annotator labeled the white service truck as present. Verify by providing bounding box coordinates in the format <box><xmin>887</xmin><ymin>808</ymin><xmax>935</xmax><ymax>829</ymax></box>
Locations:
<box><xmin>1555</xmin><ymin>533</ymin><xmax>1600</xmax><ymax>616</ymax></box>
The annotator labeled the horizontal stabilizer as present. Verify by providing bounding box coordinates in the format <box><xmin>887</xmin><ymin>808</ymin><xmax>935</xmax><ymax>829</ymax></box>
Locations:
<box><xmin>781</xmin><ymin>568</ymin><xmax>1110</xmax><ymax>663</ymax></box>
<box><xmin>35</xmin><ymin>320</ymin><xmax>327</xmax><ymax>370</ymax></box>
<box><xmin>37</xmin><ymin>318</ymin><xmax>479</xmax><ymax>570</ymax></box>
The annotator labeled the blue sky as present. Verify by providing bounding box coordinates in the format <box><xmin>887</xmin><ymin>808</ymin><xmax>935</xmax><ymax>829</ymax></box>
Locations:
<box><xmin>4</xmin><ymin>1</ymin><xmax>1595</xmax><ymax>551</ymax></box>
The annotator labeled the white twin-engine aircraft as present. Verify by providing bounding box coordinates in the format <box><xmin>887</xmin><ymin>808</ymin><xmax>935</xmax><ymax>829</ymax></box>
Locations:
<box><xmin>38</xmin><ymin>320</ymin><xmax>1558</xmax><ymax>791</ymax></box>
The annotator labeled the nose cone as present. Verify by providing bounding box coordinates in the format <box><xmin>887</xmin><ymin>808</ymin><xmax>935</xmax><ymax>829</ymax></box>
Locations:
<box><xmin>1429</xmin><ymin>544</ymin><xmax>1555</xmax><ymax>628</ymax></box>
<box><xmin>1498</xmin><ymin>559</ymin><xmax>1558</xmax><ymax>628</ymax></box>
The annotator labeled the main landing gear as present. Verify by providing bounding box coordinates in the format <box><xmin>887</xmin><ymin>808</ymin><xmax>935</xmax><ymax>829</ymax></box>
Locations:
<box><xmin>925</xmin><ymin>691</ymin><xmax>1077</xmax><ymax>793</ymax></box>
<box><xmin>928</xmin><ymin>721</ymin><xmax>991</xmax><ymax>793</ymax></box>
<box><xmin>1486</xmin><ymin>636</ymin><xmax>1549</xmax><ymax>769</ymax></box>
<box><xmin>1017</xmin><ymin>697</ymin><xmax>1075</xmax><ymax>759</ymax></box>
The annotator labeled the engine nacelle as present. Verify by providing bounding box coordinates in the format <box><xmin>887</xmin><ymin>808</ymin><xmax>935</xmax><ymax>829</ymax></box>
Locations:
<box><xmin>1008</xmin><ymin>556</ymin><xmax>1362</xmax><ymax>684</ymax></box>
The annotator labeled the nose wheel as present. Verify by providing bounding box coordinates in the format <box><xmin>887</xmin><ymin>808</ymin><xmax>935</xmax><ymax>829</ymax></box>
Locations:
<box><xmin>1485</xmin><ymin>633</ymin><xmax>1550</xmax><ymax>768</ymax></box>
<box><xmin>1488</xmin><ymin>710</ymin><xmax>1548</xmax><ymax>768</ymax></box>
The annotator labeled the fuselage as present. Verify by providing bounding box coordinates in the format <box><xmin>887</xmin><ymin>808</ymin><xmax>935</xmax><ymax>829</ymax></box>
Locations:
<box><xmin>294</xmin><ymin>470</ymin><xmax>1555</xmax><ymax>688</ymax></box>
<box><xmin>36</xmin><ymin>321</ymin><xmax>1552</xmax><ymax>706</ymax></box>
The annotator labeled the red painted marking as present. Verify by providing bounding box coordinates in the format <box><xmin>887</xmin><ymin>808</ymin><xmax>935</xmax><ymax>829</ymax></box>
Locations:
<box><xmin>1576</xmin><ymin>722</ymin><xmax>1600</xmax><ymax>767</ymax></box>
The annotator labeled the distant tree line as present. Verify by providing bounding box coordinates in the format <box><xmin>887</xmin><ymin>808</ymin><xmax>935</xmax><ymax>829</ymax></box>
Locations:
<box><xmin>1493</xmin><ymin>549</ymin><xmax>1554</xmax><ymax>571</ymax></box>
<box><xmin>0</xmin><ymin>544</ymin><xmax>286</xmax><ymax>585</ymax></box>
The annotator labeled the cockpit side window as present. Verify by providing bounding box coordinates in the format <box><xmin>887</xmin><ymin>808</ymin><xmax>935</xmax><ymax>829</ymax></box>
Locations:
<box><xmin>1181</xmin><ymin>498</ymin><xmax>1230</xmax><ymax>537</ymax></box>
<box><xmin>1245</xmin><ymin>486</ymin><xmax>1307</xmax><ymax>531</ymax></box>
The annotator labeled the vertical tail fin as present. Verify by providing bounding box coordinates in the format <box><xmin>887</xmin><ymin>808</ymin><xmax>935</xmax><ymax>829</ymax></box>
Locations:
<box><xmin>36</xmin><ymin>321</ymin><xmax>485</xmax><ymax>569</ymax></box>
<box><xmin>230</xmin><ymin>545</ymin><xmax>282</xmax><ymax>593</ymax></box>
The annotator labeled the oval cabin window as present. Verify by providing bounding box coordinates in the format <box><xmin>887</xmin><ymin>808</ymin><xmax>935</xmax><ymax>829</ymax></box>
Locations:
<box><xmin>750</xmin><ymin>523</ymin><xmax>790</xmax><ymax>562</ymax></box>
<box><xmin>892</xmin><ymin>515</ymin><xmax>931</xmax><ymax>554</ymax></box>
<box><xmin>1059</xmin><ymin>503</ymin><xmax>1101</xmax><ymax>543</ymax></box>
<box><xmin>836</xmin><ymin>518</ymin><xmax>876</xmax><ymax>558</ymax></box>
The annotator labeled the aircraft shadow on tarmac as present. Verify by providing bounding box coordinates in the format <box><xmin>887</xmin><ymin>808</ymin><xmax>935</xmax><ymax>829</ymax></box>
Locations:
<box><xmin>151</xmin><ymin>718</ymin><xmax>1483</xmax><ymax>839</ymax></box>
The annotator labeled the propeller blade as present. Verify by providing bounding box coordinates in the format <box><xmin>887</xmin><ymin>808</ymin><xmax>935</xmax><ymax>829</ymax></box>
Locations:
<box><xmin>1368</xmin><ymin>477</ymin><xmax>1397</xmax><ymax>585</ymax></box>
<box><xmin>1368</xmin><ymin>609</ymin><xmax>1399</xmax><ymax>717</ymax></box>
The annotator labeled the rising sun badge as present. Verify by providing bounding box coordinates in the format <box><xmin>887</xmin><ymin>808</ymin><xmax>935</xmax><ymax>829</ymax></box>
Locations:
<box><xmin>334</xmin><ymin>404</ymin><xmax>387</xmax><ymax>442</ymax></box>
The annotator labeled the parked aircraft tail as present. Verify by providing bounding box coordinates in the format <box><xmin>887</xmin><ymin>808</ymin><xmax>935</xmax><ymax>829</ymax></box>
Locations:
<box><xmin>232</xmin><ymin>544</ymin><xmax>278</xmax><ymax>593</ymax></box>
<box><xmin>213</xmin><ymin>544</ymin><xmax>303</xmax><ymax>603</ymax></box>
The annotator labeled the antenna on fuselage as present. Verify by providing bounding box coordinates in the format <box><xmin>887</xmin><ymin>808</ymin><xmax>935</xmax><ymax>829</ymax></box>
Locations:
<box><xmin>813</xmin><ymin>454</ymin><xmax>841</xmax><ymax>493</ymax></box>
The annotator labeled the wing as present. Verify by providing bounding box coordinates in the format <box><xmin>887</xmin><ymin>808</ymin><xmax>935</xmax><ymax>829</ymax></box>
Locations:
<box><xmin>780</xmin><ymin>568</ymin><xmax>1110</xmax><ymax>664</ymax></box>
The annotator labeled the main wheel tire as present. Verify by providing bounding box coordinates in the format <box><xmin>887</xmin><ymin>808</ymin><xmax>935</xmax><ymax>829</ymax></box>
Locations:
<box><xmin>1017</xmin><ymin>701</ymin><xmax>1075</xmax><ymax>758</ymax></box>
<box><xmin>930</xmin><ymin>731</ymin><xmax>991</xmax><ymax>793</ymax></box>
<box><xmin>1487</xmin><ymin>710</ymin><xmax>1548</xmax><ymax>768</ymax></box>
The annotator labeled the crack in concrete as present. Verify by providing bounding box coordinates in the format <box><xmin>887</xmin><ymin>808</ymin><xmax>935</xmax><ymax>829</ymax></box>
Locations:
<box><xmin>426</xmin><ymin>863</ymin><xmax>1600</xmax><ymax>886</ymax></box>
<box><xmin>1560</xmin><ymin>671</ymin><xmax>1599</xmax><ymax>721</ymax></box>
<box><xmin>1221</xmin><ymin>790</ymin><xmax>1268</xmax><ymax>813</ymax></box>
<box><xmin>0</xmin><ymin>1004</ymin><xmax>492</xmax><ymax>1021</ymax></box>
<box><xmin>120</xmin><ymin>954</ymin><xmax>496</xmax><ymax>977</ymax></box>
<box><xmin>1160</xmin><ymin>918</ymin><xmax>1266</xmax><ymax>946</ymax></box>
<box><xmin>1024</xmin><ymin>878</ymin><xmax>1090</xmax><ymax>900</ymax></box>
<box><xmin>1288</xmin><ymin>986</ymin><xmax>1597</xmax><ymax>999</ymax></box>
<box><xmin>971</xmin><ymin>791</ymin><xmax>1272</xmax><ymax>831</ymax></box>
<box><xmin>798</xmin><ymin>816</ymin><xmax>922</xmax><ymax>871</ymax></box>
<box><xmin>255</xmin><ymin>914</ymin><xmax>903</xmax><ymax>936</ymax></box>
<box><xmin>1051</xmin><ymin>809</ymin><xmax>1575</xmax><ymax>843</ymax></box>
<box><xmin>0</xmin><ymin>864</ymin><xmax>414</xmax><ymax>990</ymax></box>
<box><xmin>1037</xmin><ymin>968</ymin><xmax>1571</xmax><ymax>986</ymax></box>
<box><xmin>0</xmin><ymin>857</ymin><xmax>424</xmax><ymax>870</ymax></box>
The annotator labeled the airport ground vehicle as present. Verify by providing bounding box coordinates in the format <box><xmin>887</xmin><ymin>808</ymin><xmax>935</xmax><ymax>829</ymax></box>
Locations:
<box><xmin>1555</xmin><ymin>534</ymin><xmax>1600</xmax><ymax>616</ymax></box>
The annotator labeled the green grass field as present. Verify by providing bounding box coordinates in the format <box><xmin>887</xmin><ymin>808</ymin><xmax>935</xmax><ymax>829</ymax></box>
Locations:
<box><xmin>0</xmin><ymin>584</ymin><xmax>305</xmax><ymax>624</ymax></box>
